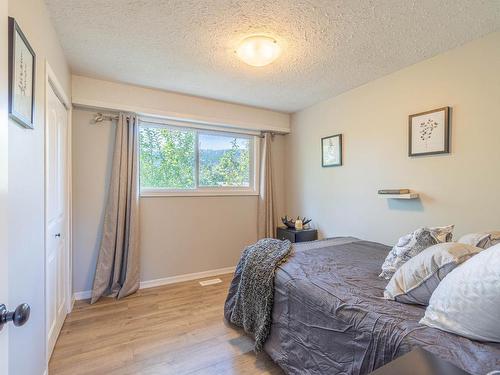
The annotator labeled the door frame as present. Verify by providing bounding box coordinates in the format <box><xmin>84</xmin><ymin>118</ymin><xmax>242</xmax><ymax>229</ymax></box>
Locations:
<box><xmin>44</xmin><ymin>61</ymin><xmax>72</xmax><ymax>365</ymax></box>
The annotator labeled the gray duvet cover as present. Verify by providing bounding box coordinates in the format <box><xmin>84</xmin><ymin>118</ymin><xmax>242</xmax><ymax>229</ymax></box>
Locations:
<box><xmin>256</xmin><ymin>237</ymin><xmax>500</xmax><ymax>374</ymax></box>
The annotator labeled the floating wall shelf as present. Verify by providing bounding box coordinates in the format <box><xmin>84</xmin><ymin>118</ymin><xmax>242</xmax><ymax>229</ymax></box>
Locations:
<box><xmin>379</xmin><ymin>193</ymin><xmax>419</xmax><ymax>199</ymax></box>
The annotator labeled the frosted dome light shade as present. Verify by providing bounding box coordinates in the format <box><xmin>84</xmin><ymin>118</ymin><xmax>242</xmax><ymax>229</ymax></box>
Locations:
<box><xmin>235</xmin><ymin>36</ymin><xmax>280</xmax><ymax>67</ymax></box>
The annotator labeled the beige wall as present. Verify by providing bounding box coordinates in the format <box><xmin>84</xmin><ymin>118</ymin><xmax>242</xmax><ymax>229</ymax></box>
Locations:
<box><xmin>72</xmin><ymin>108</ymin><xmax>286</xmax><ymax>294</ymax></box>
<box><xmin>72</xmin><ymin>75</ymin><xmax>290</xmax><ymax>133</ymax></box>
<box><xmin>8</xmin><ymin>0</ymin><xmax>71</xmax><ymax>374</ymax></box>
<box><xmin>286</xmin><ymin>31</ymin><xmax>500</xmax><ymax>246</ymax></box>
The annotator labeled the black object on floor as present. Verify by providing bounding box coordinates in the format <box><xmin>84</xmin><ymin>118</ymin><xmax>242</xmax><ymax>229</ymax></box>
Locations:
<box><xmin>369</xmin><ymin>348</ymin><xmax>472</xmax><ymax>375</ymax></box>
<box><xmin>276</xmin><ymin>227</ymin><xmax>318</xmax><ymax>243</ymax></box>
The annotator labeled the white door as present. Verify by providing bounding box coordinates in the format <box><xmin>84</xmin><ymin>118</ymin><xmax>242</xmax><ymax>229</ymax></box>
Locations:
<box><xmin>1</xmin><ymin>0</ymin><xmax>10</xmax><ymax>372</ymax></box>
<box><xmin>46</xmin><ymin>82</ymin><xmax>69</xmax><ymax>358</ymax></box>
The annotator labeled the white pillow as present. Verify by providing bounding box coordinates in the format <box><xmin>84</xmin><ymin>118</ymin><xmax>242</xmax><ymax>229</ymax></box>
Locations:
<box><xmin>420</xmin><ymin>244</ymin><xmax>500</xmax><ymax>342</ymax></box>
<box><xmin>384</xmin><ymin>242</ymin><xmax>482</xmax><ymax>305</ymax></box>
<box><xmin>458</xmin><ymin>231</ymin><xmax>500</xmax><ymax>249</ymax></box>
<box><xmin>379</xmin><ymin>225</ymin><xmax>454</xmax><ymax>279</ymax></box>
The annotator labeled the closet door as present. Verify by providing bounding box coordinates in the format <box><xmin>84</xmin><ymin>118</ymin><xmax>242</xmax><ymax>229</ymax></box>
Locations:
<box><xmin>46</xmin><ymin>82</ymin><xmax>69</xmax><ymax>359</ymax></box>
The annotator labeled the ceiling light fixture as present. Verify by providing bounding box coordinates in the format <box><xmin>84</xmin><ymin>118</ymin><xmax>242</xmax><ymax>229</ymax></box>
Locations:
<box><xmin>235</xmin><ymin>36</ymin><xmax>281</xmax><ymax>67</ymax></box>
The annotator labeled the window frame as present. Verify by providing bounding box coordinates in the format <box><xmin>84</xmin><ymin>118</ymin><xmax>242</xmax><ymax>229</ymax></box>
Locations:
<box><xmin>139</xmin><ymin>121</ymin><xmax>260</xmax><ymax>197</ymax></box>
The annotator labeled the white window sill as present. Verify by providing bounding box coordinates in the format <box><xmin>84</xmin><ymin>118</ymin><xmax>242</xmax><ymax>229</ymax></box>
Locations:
<box><xmin>140</xmin><ymin>189</ymin><xmax>259</xmax><ymax>198</ymax></box>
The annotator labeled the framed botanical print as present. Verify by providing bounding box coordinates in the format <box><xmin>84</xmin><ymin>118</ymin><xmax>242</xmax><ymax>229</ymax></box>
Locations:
<box><xmin>8</xmin><ymin>17</ymin><xmax>36</xmax><ymax>129</ymax></box>
<box><xmin>321</xmin><ymin>134</ymin><xmax>342</xmax><ymax>167</ymax></box>
<box><xmin>409</xmin><ymin>107</ymin><xmax>450</xmax><ymax>157</ymax></box>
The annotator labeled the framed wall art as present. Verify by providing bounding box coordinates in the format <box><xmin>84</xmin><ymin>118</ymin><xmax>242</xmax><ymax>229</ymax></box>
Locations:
<box><xmin>321</xmin><ymin>134</ymin><xmax>342</xmax><ymax>167</ymax></box>
<box><xmin>8</xmin><ymin>17</ymin><xmax>36</xmax><ymax>129</ymax></box>
<box><xmin>409</xmin><ymin>107</ymin><xmax>450</xmax><ymax>157</ymax></box>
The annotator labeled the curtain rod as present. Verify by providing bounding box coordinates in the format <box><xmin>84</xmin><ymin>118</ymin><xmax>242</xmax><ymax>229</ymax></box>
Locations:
<box><xmin>92</xmin><ymin>112</ymin><xmax>119</xmax><ymax>123</ymax></box>
<box><xmin>140</xmin><ymin>117</ymin><xmax>267</xmax><ymax>137</ymax></box>
<box><xmin>91</xmin><ymin>112</ymin><xmax>278</xmax><ymax>138</ymax></box>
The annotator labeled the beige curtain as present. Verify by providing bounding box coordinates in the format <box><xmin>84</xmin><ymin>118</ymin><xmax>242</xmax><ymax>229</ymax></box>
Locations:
<box><xmin>257</xmin><ymin>133</ymin><xmax>276</xmax><ymax>239</ymax></box>
<box><xmin>91</xmin><ymin>113</ymin><xmax>140</xmax><ymax>304</ymax></box>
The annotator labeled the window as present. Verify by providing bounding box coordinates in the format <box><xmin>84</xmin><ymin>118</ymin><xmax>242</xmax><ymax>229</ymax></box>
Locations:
<box><xmin>139</xmin><ymin>126</ymin><xmax>196</xmax><ymax>190</ymax></box>
<box><xmin>139</xmin><ymin>122</ymin><xmax>258</xmax><ymax>196</ymax></box>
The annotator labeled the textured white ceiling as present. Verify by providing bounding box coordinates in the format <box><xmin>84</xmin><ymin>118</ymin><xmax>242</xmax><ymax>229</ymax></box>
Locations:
<box><xmin>45</xmin><ymin>0</ymin><xmax>500</xmax><ymax>112</ymax></box>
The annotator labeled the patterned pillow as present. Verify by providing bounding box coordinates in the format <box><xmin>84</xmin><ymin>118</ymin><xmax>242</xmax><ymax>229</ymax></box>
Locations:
<box><xmin>379</xmin><ymin>225</ymin><xmax>454</xmax><ymax>279</ymax></box>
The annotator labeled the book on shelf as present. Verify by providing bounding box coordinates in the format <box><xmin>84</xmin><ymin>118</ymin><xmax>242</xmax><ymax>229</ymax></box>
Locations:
<box><xmin>378</xmin><ymin>189</ymin><xmax>410</xmax><ymax>195</ymax></box>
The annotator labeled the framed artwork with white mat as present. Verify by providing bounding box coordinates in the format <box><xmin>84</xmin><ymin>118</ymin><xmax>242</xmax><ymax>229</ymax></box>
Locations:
<box><xmin>322</xmin><ymin>134</ymin><xmax>342</xmax><ymax>167</ymax></box>
<box><xmin>8</xmin><ymin>17</ymin><xmax>35</xmax><ymax>129</ymax></box>
<box><xmin>409</xmin><ymin>107</ymin><xmax>450</xmax><ymax>157</ymax></box>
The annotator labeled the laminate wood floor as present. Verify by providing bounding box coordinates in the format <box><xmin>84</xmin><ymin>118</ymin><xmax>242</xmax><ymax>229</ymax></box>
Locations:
<box><xmin>49</xmin><ymin>274</ymin><xmax>284</xmax><ymax>375</ymax></box>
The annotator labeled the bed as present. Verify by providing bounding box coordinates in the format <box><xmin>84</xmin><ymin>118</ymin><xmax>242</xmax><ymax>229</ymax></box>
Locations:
<box><xmin>248</xmin><ymin>237</ymin><xmax>499</xmax><ymax>374</ymax></box>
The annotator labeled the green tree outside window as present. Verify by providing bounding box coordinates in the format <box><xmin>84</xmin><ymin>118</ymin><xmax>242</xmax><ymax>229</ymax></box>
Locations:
<box><xmin>139</xmin><ymin>126</ymin><xmax>251</xmax><ymax>190</ymax></box>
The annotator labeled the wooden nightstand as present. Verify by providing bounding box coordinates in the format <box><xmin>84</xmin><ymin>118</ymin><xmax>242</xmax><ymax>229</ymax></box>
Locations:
<box><xmin>369</xmin><ymin>348</ymin><xmax>471</xmax><ymax>375</ymax></box>
<box><xmin>276</xmin><ymin>227</ymin><xmax>318</xmax><ymax>243</ymax></box>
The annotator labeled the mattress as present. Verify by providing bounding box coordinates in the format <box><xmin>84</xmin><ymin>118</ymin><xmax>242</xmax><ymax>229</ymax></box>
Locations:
<box><xmin>262</xmin><ymin>237</ymin><xmax>500</xmax><ymax>375</ymax></box>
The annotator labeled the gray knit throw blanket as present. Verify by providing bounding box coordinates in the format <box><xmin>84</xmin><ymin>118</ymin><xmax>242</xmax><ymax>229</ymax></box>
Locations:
<box><xmin>224</xmin><ymin>238</ymin><xmax>292</xmax><ymax>351</ymax></box>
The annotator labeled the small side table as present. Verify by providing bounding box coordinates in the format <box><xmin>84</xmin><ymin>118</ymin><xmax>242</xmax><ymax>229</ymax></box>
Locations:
<box><xmin>276</xmin><ymin>227</ymin><xmax>318</xmax><ymax>243</ymax></box>
<box><xmin>369</xmin><ymin>348</ymin><xmax>471</xmax><ymax>375</ymax></box>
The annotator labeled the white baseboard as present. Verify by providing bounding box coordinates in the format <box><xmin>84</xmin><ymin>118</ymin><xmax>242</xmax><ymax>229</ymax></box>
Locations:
<box><xmin>139</xmin><ymin>266</ymin><xmax>235</xmax><ymax>289</ymax></box>
<box><xmin>72</xmin><ymin>266</ymin><xmax>235</xmax><ymax>301</ymax></box>
<box><xmin>73</xmin><ymin>290</ymin><xmax>92</xmax><ymax>300</ymax></box>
